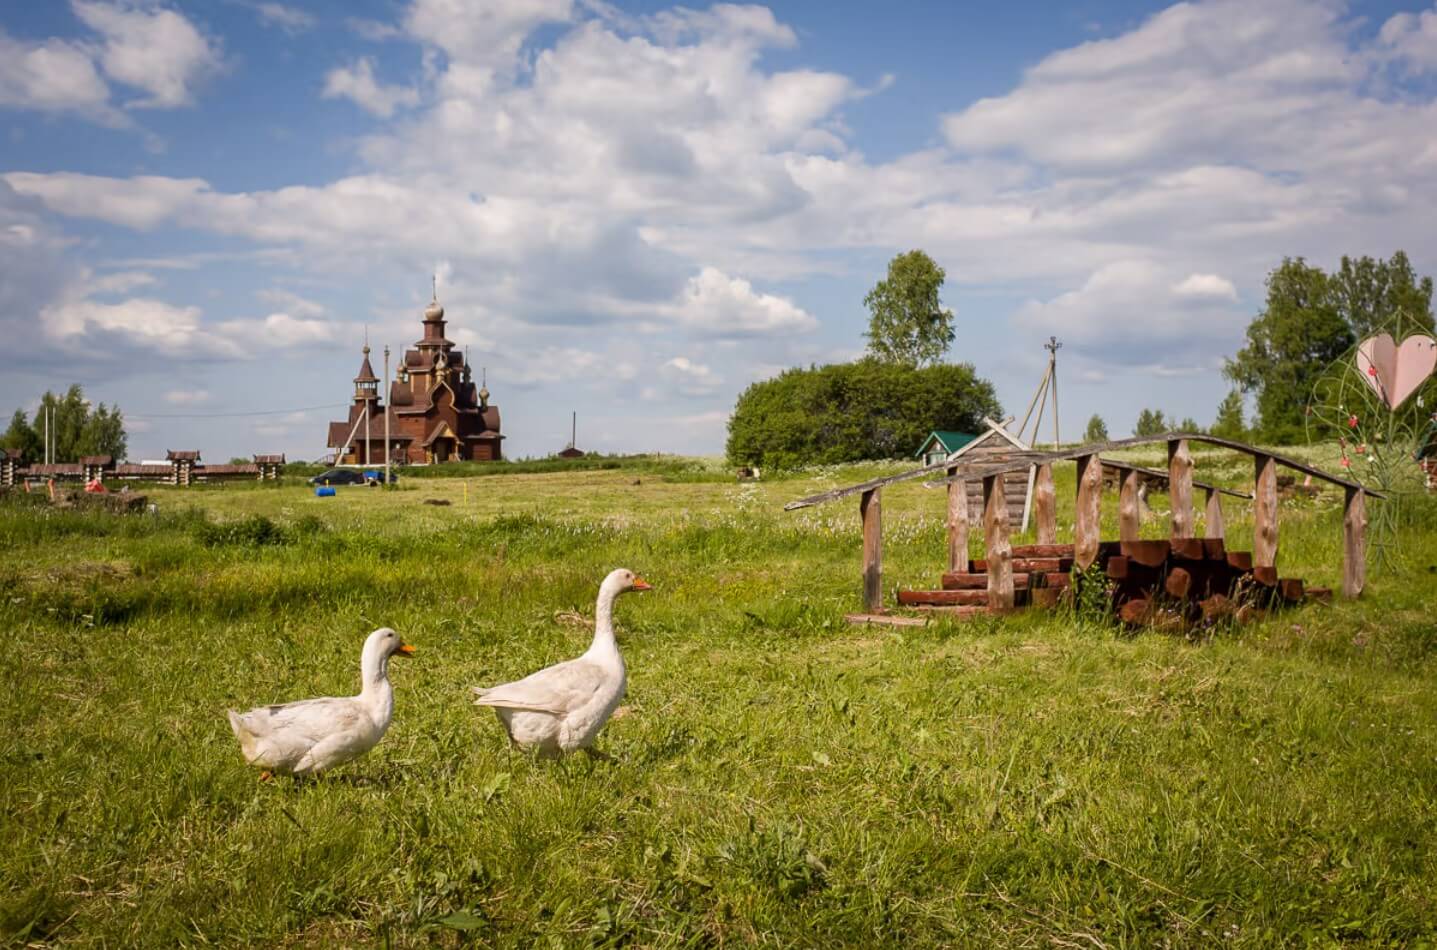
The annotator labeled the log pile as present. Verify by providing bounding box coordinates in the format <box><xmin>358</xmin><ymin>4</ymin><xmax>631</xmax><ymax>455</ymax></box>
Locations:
<box><xmin>896</xmin><ymin>539</ymin><xmax>1329</xmax><ymax>628</ymax></box>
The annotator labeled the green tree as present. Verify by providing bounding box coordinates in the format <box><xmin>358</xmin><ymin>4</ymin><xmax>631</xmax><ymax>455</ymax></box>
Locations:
<box><xmin>1083</xmin><ymin>414</ymin><xmax>1109</xmax><ymax>443</ymax></box>
<box><xmin>1133</xmin><ymin>408</ymin><xmax>1168</xmax><ymax>437</ymax></box>
<box><xmin>2</xmin><ymin>408</ymin><xmax>41</xmax><ymax>461</ymax></box>
<box><xmin>79</xmin><ymin>403</ymin><xmax>127</xmax><ymax>459</ymax></box>
<box><xmin>1177</xmin><ymin>417</ymin><xmax>1201</xmax><ymax>434</ymax></box>
<box><xmin>726</xmin><ymin>359</ymin><xmax>1002</xmax><ymax>469</ymax></box>
<box><xmin>863</xmin><ymin>250</ymin><xmax>955</xmax><ymax>367</ymax></box>
<box><xmin>1331</xmin><ymin>251</ymin><xmax>1435</xmax><ymax>339</ymax></box>
<box><xmin>1211</xmin><ymin>390</ymin><xmax>1247</xmax><ymax>441</ymax></box>
<box><xmin>1224</xmin><ymin>258</ymin><xmax>1354</xmax><ymax>444</ymax></box>
<box><xmin>26</xmin><ymin>386</ymin><xmax>128</xmax><ymax>462</ymax></box>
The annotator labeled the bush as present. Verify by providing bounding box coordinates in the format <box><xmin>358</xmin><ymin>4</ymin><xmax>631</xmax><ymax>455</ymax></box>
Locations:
<box><xmin>194</xmin><ymin>514</ymin><xmax>290</xmax><ymax>547</ymax></box>
<box><xmin>725</xmin><ymin>359</ymin><xmax>1002</xmax><ymax>469</ymax></box>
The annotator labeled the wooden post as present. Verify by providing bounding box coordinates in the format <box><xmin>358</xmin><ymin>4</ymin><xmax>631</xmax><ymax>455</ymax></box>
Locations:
<box><xmin>1075</xmin><ymin>453</ymin><xmax>1102</xmax><ymax>570</ymax></box>
<box><xmin>1343</xmin><ymin>486</ymin><xmax>1366</xmax><ymax>598</ymax></box>
<box><xmin>1253</xmin><ymin>453</ymin><xmax>1277</xmax><ymax>570</ymax></box>
<box><xmin>946</xmin><ymin>467</ymin><xmax>968</xmax><ymax>573</ymax></box>
<box><xmin>1168</xmin><ymin>438</ymin><xmax>1193</xmax><ymax>539</ymax></box>
<box><xmin>1033</xmin><ymin>464</ymin><xmax>1056</xmax><ymax>545</ymax></box>
<box><xmin>1118</xmin><ymin>468</ymin><xmax>1141</xmax><ymax>542</ymax></box>
<box><xmin>1203</xmin><ymin>487</ymin><xmax>1225</xmax><ymax>541</ymax></box>
<box><xmin>983</xmin><ymin>474</ymin><xmax>1014</xmax><ymax>609</ymax></box>
<box><xmin>861</xmin><ymin>488</ymin><xmax>882</xmax><ymax>612</ymax></box>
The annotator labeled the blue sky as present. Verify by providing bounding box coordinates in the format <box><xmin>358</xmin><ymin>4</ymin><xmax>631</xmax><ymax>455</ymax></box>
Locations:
<box><xmin>2</xmin><ymin>0</ymin><xmax>1435</xmax><ymax>461</ymax></box>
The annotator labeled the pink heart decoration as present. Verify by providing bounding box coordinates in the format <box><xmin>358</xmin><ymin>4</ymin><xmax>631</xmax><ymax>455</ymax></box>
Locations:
<box><xmin>1356</xmin><ymin>333</ymin><xmax>1437</xmax><ymax>410</ymax></box>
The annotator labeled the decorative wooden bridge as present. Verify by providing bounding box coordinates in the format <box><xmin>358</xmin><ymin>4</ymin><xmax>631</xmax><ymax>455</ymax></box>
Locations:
<box><xmin>785</xmin><ymin>432</ymin><xmax>1381</xmax><ymax>626</ymax></box>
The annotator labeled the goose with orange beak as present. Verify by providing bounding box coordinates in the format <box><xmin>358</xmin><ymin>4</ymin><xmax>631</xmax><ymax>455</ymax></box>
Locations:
<box><xmin>227</xmin><ymin>627</ymin><xmax>415</xmax><ymax>778</ymax></box>
<box><xmin>473</xmin><ymin>568</ymin><xmax>650</xmax><ymax>757</ymax></box>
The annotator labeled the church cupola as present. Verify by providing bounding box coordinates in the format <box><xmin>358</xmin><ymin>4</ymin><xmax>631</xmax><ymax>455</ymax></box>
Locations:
<box><xmin>419</xmin><ymin>275</ymin><xmax>451</xmax><ymax>349</ymax></box>
<box><xmin>353</xmin><ymin>343</ymin><xmax>379</xmax><ymax>402</ymax></box>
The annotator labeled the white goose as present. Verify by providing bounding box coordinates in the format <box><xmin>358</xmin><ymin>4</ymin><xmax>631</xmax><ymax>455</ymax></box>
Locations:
<box><xmin>472</xmin><ymin>568</ymin><xmax>650</xmax><ymax>756</ymax></box>
<box><xmin>227</xmin><ymin>627</ymin><xmax>415</xmax><ymax>778</ymax></box>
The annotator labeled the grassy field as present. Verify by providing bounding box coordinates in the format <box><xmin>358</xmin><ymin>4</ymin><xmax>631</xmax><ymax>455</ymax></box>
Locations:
<box><xmin>3</xmin><ymin>449</ymin><xmax>1437</xmax><ymax>947</ymax></box>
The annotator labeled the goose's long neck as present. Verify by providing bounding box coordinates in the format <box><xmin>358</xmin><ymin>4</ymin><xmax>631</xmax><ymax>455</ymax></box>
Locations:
<box><xmin>359</xmin><ymin>646</ymin><xmax>394</xmax><ymax>720</ymax></box>
<box><xmin>588</xmin><ymin>583</ymin><xmax>621</xmax><ymax>662</ymax></box>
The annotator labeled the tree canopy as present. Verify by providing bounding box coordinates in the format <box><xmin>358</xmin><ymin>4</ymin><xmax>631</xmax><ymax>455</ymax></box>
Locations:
<box><xmin>1133</xmin><ymin>409</ymin><xmax>1168</xmax><ymax>437</ymax></box>
<box><xmin>1083</xmin><ymin>414</ymin><xmax>1109</xmax><ymax>443</ymax></box>
<box><xmin>3</xmin><ymin>385</ymin><xmax>128</xmax><ymax>462</ymax></box>
<box><xmin>1210</xmin><ymin>390</ymin><xmax>1247</xmax><ymax>441</ymax></box>
<box><xmin>1225</xmin><ymin>252</ymin><xmax>1434</xmax><ymax>443</ymax></box>
<box><xmin>863</xmin><ymin>250</ymin><xmax>955</xmax><ymax>367</ymax></box>
<box><xmin>726</xmin><ymin>360</ymin><xmax>1001</xmax><ymax>469</ymax></box>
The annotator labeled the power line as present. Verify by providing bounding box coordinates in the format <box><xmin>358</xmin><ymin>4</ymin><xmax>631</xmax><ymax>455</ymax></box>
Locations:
<box><xmin>126</xmin><ymin>403</ymin><xmax>347</xmax><ymax>420</ymax></box>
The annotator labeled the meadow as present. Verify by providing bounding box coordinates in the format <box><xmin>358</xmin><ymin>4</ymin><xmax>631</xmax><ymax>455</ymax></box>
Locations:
<box><xmin>3</xmin><ymin>449</ymin><xmax>1437</xmax><ymax>947</ymax></box>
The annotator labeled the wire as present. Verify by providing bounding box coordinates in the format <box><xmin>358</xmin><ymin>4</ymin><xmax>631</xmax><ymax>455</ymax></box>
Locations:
<box><xmin>125</xmin><ymin>403</ymin><xmax>348</xmax><ymax>420</ymax></box>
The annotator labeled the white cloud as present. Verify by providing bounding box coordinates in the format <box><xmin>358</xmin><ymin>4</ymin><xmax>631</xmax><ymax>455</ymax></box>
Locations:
<box><xmin>256</xmin><ymin>288</ymin><xmax>325</xmax><ymax>317</ymax></box>
<box><xmin>659</xmin><ymin>355</ymin><xmax>723</xmax><ymax>396</ymax></box>
<box><xmin>71</xmin><ymin>0</ymin><xmax>222</xmax><ymax>108</ymax></box>
<box><xmin>216</xmin><ymin>312</ymin><xmax>336</xmax><ymax>346</ymax></box>
<box><xmin>347</xmin><ymin>17</ymin><xmax>405</xmax><ymax>42</ymax></box>
<box><xmin>254</xmin><ymin>3</ymin><xmax>316</xmax><ymax>34</ymax></box>
<box><xmin>0</xmin><ymin>29</ymin><xmax>117</xmax><ymax>121</ymax></box>
<box><xmin>322</xmin><ymin>58</ymin><xmax>420</xmax><ymax>118</ymax></box>
<box><xmin>1172</xmin><ymin>273</ymin><xmax>1238</xmax><ymax>301</ymax></box>
<box><xmin>164</xmin><ymin>388</ymin><xmax>210</xmax><ymax>404</ymax></box>
<box><xmin>673</xmin><ymin>268</ymin><xmax>817</xmax><ymax>337</ymax></box>
<box><xmin>1380</xmin><ymin>5</ymin><xmax>1437</xmax><ymax>72</ymax></box>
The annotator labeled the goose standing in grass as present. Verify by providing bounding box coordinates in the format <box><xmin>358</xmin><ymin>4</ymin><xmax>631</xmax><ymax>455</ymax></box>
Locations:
<box><xmin>227</xmin><ymin>628</ymin><xmax>415</xmax><ymax>779</ymax></box>
<box><xmin>472</xmin><ymin>568</ymin><xmax>650</xmax><ymax>757</ymax></box>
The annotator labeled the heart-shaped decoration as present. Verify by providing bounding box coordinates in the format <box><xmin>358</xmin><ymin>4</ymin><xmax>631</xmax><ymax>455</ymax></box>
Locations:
<box><xmin>1356</xmin><ymin>333</ymin><xmax>1437</xmax><ymax>410</ymax></box>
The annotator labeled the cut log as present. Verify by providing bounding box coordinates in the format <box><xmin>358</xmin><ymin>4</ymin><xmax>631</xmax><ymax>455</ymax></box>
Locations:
<box><xmin>1106</xmin><ymin>556</ymin><xmax>1129</xmax><ymax>580</ymax></box>
<box><xmin>1040</xmin><ymin>572</ymin><xmax>1072</xmax><ymax>589</ymax></box>
<box><xmin>1277</xmin><ymin>578</ymin><xmax>1305</xmax><ymax>602</ymax></box>
<box><xmin>1119</xmin><ymin>468</ymin><xmax>1141</xmax><ymax>542</ymax></box>
<box><xmin>1170</xmin><ymin>538</ymin><xmax>1205</xmax><ymax>560</ymax></box>
<box><xmin>1226</xmin><ymin>551</ymin><xmax>1253</xmax><ymax>572</ymax></box>
<box><xmin>1121</xmin><ymin>539</ymin><xmax>1170</xmax><ymax>568</ymax></box>
<box><xmin>898</xmin><ymin>589</ymin><xmax>990</xmax><ymax>606</ymax></box>
<box><xmin>1252</xmin><ymin>565</ymin><xmax>1278</xmax><ymax>587</ymax></box>
<box><xmin>946</xmin><ymin>470</ymin><xmax>968</xmax><ymax>574</ymax></box>
<box><xmin>1075</xmin><ymin>454</ymin><xmax>1103</xmax><ymax>570</ymax></box>
<box><xmin>861</xmin><ymin>488</ymin><xmax>882</xmax><ymax>612</ymax></box>
<box><xmin>1034</xmin><ymin>463</ymin><xmax>1056</xmax><ymax>545</ymax></box>
<box><xmin>984</xmin><ymin>473</ymin><xmax>1015</xmax><ymax>610</ymax></box>
<box><xmin>1168</xmin><ymin>438</ymin><xmax>1194</xmax><ymax>538</ymax></box>
<box><xmin>1011</xmin><ymin>543</ymin><xmax>1076</xmax><ymax>557</ymax></box>
<box><xmin>1201</xmin><ymin>538</ymin><xmax>1226</xmax><ymax>560</ymax></box>
<box><xmin>943</xmin><ymin>572</ymin><xmax>1031</xmax><ymax>590</ymax></box>
<box><xmin>1119</xmin><ymin>598</ymin><xmax>1151</xmax><ymax>625</ymax></box>
<box><xmin>1164</xmin><ymin>568</ymin><xmax>1193</xmax><ymax>599</ymax></box>
<box><xmin>1253</xmin><ymin>453</ymin><xmax>1278</xmax><ymax>570</ymax></box>
<box><xmin>845</xmin><ymin>612</ymin><xmax>928</xmax><ymax>627</ymax></box>
<box><xmin>1343</xmin><ymin>486</ymin><xmax>1366</xmax><ymax>599</ymax></box>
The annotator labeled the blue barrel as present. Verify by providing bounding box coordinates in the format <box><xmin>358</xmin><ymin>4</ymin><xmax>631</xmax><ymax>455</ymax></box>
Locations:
<box><xmin>315</xmin><ymin>486</ymin><xmax>336</xmax><ymax>497</ymax></box>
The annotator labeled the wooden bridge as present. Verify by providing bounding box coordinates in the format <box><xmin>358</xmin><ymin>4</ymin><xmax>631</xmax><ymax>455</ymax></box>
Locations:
<box><xmin>785</xmin><ymin>432</ymin><xmax>1381</xmax><ymax>624</ymax></box>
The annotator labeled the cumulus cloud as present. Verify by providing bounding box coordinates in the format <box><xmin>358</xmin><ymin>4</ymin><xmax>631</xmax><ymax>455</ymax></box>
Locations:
<box><xmin>322</xmin><ymin>58</ymin><xmax>420</xmax><ymax>118</ymax></box>
<box><xmin>0</xmin><ymin>29</ymin><xmax>116</xmax><ymax>121</ymax></box>
<box><xmin>164</xmin><ymin>388</ymin><xmax>210</xmax><ymax>404</ymax></box>
<box><xmin>1172</xmin><ymin>273</ymin><xmax>1238</xmax><ymax>301</ymax></box>
<box><xmin>659</xmin><ymin>355</ymin><xmax>723</xmax><ymax>396</ymax></box>
<box><xmin>71</xmin><ymin>1</ymin><xmax>222</xmax><ymax>108</ymax></box>
<box><xmin>1380</xmin><ymin>5</ymin><xmax>1437</xmax><ymax>72</ymax></box>
<box><xmin>672</xmin><ymin>268</ymin><xmax>817</xmax><ymax>337</ymax></box>
<box><xmin>253</xmin><ymin>3</ymin><xmax>316</xmax><ymax>34</ymax></box>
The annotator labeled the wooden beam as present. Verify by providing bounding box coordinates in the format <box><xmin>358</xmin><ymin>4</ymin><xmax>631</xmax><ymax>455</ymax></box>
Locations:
<box><xmin>1203</xmin><ymin>487</ymin><xmax>1225</xmax><ymax>541</ymax></box>
<box><xmin>1033</xmin><ymin>463</ymin><xmax>1056</xmax><ymax>545</ymax></box>
<box><xmin>946</xmin><ymin>467</ymin><xmax>968</xmax><ymax>574</ymax></box>
<box><xmin>1102</xmin><ymin>459</ymin><xmax>1250</xmax><ymax>500</ymax></box>
<box><xmin>1253</xmin><ymin>453</ymin><xmax>1278</xmax><ymax>570</ymax></box>
<box><xmin>1075</xmin><ymin>453</ymin><xmax>1102</xmax><ymax>570</ymax></box>
<box><xmin>861</xmin><ymin>488</ymin><xmax>882</xmax><ymax>612</ymax></box>
<box><xmin>983</xmin><ymin>474</ymin><xmax>1014</xmax><ymax>609</ymax></box>
<box><xmin>1168</xmin><ymin>438</ymin><xmax>1194</xmax><ymax>539</ymax></box>
<box><xmin>1343</xmin><ymin>485</ymin><xmax>1366</xmax><ymax>599</ymax></box>
<box><xmin>1119</xmin><ymin>468</ymin><xmax>1141</xmax><ymax>542</ymax></box>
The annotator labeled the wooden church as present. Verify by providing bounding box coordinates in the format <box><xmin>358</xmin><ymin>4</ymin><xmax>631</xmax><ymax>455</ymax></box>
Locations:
<box><xmin>327</xmin><ymin>290</ymin><xmax>504</xmax><ymax>464</ymax></box>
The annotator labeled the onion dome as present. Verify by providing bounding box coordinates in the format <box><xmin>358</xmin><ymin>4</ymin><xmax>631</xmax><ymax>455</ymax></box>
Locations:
<box><xmin>424</xmin><ymin>296</ymin><xmax>445</xmax><ymax>322</ymax></box>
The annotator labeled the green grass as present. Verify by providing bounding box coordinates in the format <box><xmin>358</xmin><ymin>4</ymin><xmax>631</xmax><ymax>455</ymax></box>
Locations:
<box><xmin>3</xmin><ymin>453</ymin><xmax>1437</xmax><ymax>947</ymax></box>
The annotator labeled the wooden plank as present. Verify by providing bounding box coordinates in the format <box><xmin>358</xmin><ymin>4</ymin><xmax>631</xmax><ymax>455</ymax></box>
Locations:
<box><xmin>946</xmin><ymin>468</ymin><xmax>968</xmax><ymax>574</ymax></box>
<box><xmin>845</xmin><ymin>612</ymin><xmax>927</xmax><ymax>628</ymax></box>
<box><xmin>1102</xmin><ymin>458</ymin><xmax>1250</xmax><ymax>500</ymax></box>
<box><xmin>943</xmin><ymin>572</ymin><xmax>1031</xmax><ymax>590</ymax></box>
<box><xmin>1170</xmin><ymin>538</ymin><xmax>1205</xmax><ymax>560</ymax></box>
<box><xmin>1074</xmin><ymin>453</ymin><xmax>1102</xmax><ymax>570</ymax></box>
<box><xmin>1253</xmin><ymin>453</ymin><xmax>1278</xmax><ymax>571</ymax></box>
<box><xmin>1343</xmin><ymin>485</ymin><xmax>1366</xmax><ymax>599</ymax></box>
<box><xmin>1106</xmin><ymin>555</ymin><xmax>1129</xmax><ymax>580</ymax></box>
<box><xmin>1012</xmin><ymin>543</ymin><xmax>1077</xmax><ymax>557</ymax></box>
<box><xmin>1119</xmin><ymin>468</ymin><xmax>1141</xmax><ymax>542</ymax></box>
<box><xmin>861</xmin><ymin>488</ymin><xmax>882</xmax><ymax>612</ymax></box>
<box><xmin>1203</xmin><ymin>487</ymin><xmax>1225</xmax><ymax>541</ymax></box>
<box><xmin>984</xmin><ymin>473</ymin><xmax>1015</xmax><ymax>609</ymax></box>
<box><xmin>1168</xmin><ymin>438</ymin><xmax>1194</xmax><ymax>539</ymax></box>
<box><xmin>1033</xmin><ymin>463</ymin><xmax>1056</xmax><ymax>545</ymax></box>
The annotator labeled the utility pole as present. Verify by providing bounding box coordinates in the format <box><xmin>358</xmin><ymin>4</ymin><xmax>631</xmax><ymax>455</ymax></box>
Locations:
<box><xmin>384</xmin><ymin>345</ymin><xmax>391</xmax><ymax>486</ymax></box>
<box><xmin>1045</xmin><ymin>336</ymin><xmax>1062</xmax><ymax>449</ymax></box>
<box><xmin>571</xmin><ymin>411</ymin><xmax>577</xmax><ymax>449</ymax></box>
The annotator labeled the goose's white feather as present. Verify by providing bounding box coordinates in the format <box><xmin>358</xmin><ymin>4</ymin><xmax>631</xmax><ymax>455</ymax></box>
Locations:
<box><xmin>472</xmin><ymin>569</ymin><xmax>645</xmax><ymax>756</ymax></box>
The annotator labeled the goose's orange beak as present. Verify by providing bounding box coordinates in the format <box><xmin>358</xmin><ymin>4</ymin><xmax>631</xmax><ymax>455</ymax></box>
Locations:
<box><xmin>395</xmin><ymin>642</ymin><xmax>416</xmax><ymax>657</ymax></box>
<box><xmin>632</xmin><ymin>577</ymin><xmax>652</xmax><ymax>591</ymax></box>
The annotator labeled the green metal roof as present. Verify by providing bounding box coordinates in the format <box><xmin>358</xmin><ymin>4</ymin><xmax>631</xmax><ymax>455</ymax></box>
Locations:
<box><xmin>915</xmin><ymin>430</ymin><xmax>978</xmax><ymax>458</ymax></box>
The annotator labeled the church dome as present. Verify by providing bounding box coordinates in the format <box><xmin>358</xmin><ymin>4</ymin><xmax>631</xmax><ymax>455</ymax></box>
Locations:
<box><xmin>424</xmin><ymin>297</ymin><xmax>445</xmax><ymax>321</ymax></box>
